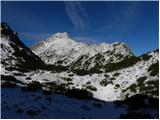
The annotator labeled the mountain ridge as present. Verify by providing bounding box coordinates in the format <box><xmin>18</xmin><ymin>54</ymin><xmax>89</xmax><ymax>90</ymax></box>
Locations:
<box><xmin>31</xmin><ymin>32</ymin><xmax>133</xmax><ymax>69</ymax></box>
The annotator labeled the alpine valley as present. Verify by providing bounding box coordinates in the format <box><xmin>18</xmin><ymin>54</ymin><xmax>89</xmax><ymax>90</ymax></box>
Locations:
<box><xmin>1</xmin><ymin>23</ymin><xmax>159</xmax><ymax>118</ymax></box>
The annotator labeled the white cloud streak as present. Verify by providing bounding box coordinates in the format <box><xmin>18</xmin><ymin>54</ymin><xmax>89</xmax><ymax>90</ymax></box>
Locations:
<box><xmin>65</xmin><ymin>1</ymin><xmax>90</xmax><ymax>35</ymax></box>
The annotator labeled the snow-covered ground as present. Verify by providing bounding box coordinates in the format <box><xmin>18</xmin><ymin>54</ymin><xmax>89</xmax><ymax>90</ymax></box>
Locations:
<box><xmin>1</xmin><ymin>50</ymin><xmax>158</xmax><ymax>101</ymax></box>
<box><xmin>2</xmin><ymin>87</ymin><xmax>158</xmax><ymax>119</ymax></box>
<box><xmin>1</xmin><ymin>87</ymin><xmax>127</xmax><ymax>119</ymax></box>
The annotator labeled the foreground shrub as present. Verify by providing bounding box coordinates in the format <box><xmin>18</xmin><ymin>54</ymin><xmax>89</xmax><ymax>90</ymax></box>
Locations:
<box><xmin>26</xmin><ymin>109</ymin><xmax>38</xmax><ymax>116</ymax></box>
<box><xmin>42</xmin><ymin>89</ymin><xmax>52</xmax><ymax>95</ymax></box>
<box><xmin>16</xmin><ymin>108</ymin><xmax>24</xmax><ymax>114</ymax></box>
<box><xmin>73</xmin><ymin>68</ymin><xmax>102</xmax><ymax>76</ymax></box>
<box><xmin>86</xmin><ymin>81</ymin><xmax>91</xmax><ymax>85</ymax></box>
<box><xmin>137</xmin><ymin>76</ymin><xmax>147</xmax><ymax>87</ymax></box>
<box><xmin>141</xmin><ymin>53</ymin><xmax>152</xmax><ymax>61</ymax></box>
<box><xmin>86</xmin><ymin>85</ymin><xmax>97</xmax><ymax>91</ymax></box>
<box><xmin>121</xmin><ymin>95</ymin><xmax>148</xmax><ymax>109</ymax></box>
<box><xmin>123</xmin><ymin>83</ymin><xmax>137</xmax><ymax>93</ymax></box>
<box><xmin>100</xmin><ymin>79</ymin><xmax>111</xmax><ymax>87</ymax></box>
<box><xmin>113</xmin><ymin>72</ymin><xmax>120</xmax><ymax>76</ymax></box>
<box><xmin>42</xmin><ymin>82</ymin><xmax>57</xmax><ymax>95</ymax></box>
<box><xmin>22</xmin><ymin>81</ymin><xmax>41</xmax><ymax>91</ymax></box>
<box><xmin>81</xmin><ymin>105</ymin><xmax>90</xmax><ymax>111</ymax></box>
<box><xmin>148</xmin><ymin>62</ymin><xmax>159</xmax><ymax>76</ymax></box>
<box><xmin>26</xmin><ymin>77</ymin><xmax>31</xmax><ymax>80</ymax></box>
<box><xmin>66</xmin><ymin>88</ymin><xmax>93</xmax><ymax>99</ymax></box>
<box><xmin>1</xmin><ymin>75</ymin><xmax>23</xmax><ymax>84</ymax></box>
<box><xmin>55</xmin><ymin>83</ymin><xmax>68</xmax><ymax>93</ymax></box>
<box><xmin>115</xmin><ymin>94</ymin><xmax>159</xmax><ymax>111</ymax></box>
<box><xmin>105</xmin><ymin>56</ymin><xmax>140</xmax><ymax>72</ymax></box>
<box><xmin>44</xmin><ymin>64</ymin><xmax>68</xmax><ymax>73</ymax></box>
<box><xmin>120</xmin><ymin>112</ymin><xmax>152</xmax><ymax>119</ymax></box>
<box><xmin>115</xmin><ymin>84</ymin><xmax>120</xmax><ymax>88</ymax></box>
<box><xmin>92</xmin><ymin>103</ymin><xmax>102</xmax><ymax>108</ymax></box>
<box><xmin>1</xmin><ymin>81</ymin><xmax>17</xmax><ymax>88</ymax></box>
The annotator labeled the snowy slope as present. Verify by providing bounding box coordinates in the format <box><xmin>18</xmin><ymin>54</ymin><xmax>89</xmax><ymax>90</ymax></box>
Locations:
<box><xmin>1</xmin><ymin>23</ymin><xmax>159</xmax><ymax>103</ymax></box>
<box><xmin>22</xmin><ymin>49</ymin><xmax>158</xmax><ymax>101</ymax></box>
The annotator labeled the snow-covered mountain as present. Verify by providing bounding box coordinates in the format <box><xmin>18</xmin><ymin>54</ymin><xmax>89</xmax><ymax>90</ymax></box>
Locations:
<box><xmin>30</xmin><ymin>31</ymin><xmax>159</xmax><ymax>101</ymax></box>
<box><xmin>1</xmin><ymin>23</ymin><xmax>159</xmax><ymax>102</ymax></box>
<box><xmin>31</xmin><ymin>32</ymin><xmax>133</xmax><ymax>70</ymax></box>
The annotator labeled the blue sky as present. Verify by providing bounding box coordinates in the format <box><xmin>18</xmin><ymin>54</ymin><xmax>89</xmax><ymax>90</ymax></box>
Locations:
<box><xmin>1</xmin><ymin>1</ymin><xmax>159</xmax><ymax>55</ymax></box>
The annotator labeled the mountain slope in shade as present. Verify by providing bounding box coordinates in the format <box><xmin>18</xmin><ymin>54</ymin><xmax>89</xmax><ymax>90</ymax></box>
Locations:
<box><xmin>1</xmin><ymin>23</ymin><xmax>45</xmax><ymax>76</ymax></box>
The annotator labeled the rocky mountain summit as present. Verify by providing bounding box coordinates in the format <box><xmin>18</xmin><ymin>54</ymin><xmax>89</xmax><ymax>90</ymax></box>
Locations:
<box><xmin>31</xmin><ymin>32</ymin><xmax>133</xmax><ymax>69</ymax></box>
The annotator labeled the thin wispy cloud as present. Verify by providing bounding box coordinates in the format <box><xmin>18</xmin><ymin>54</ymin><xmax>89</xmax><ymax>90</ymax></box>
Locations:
<box><xmin>65</xmin><ymin>1</ymin><xmax>90</xmax><ymax>35</ymax></box>
<box><xmin>21</xmin><ymin>32</ymin><xmax>52</xmax><ymax>41</ymax></box>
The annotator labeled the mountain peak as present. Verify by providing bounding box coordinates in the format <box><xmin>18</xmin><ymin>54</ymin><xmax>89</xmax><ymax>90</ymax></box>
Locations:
<box><xmin>51</xmin><ymin>32</ymin><xmax>70</xmax><ymax>39</ymax></box>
